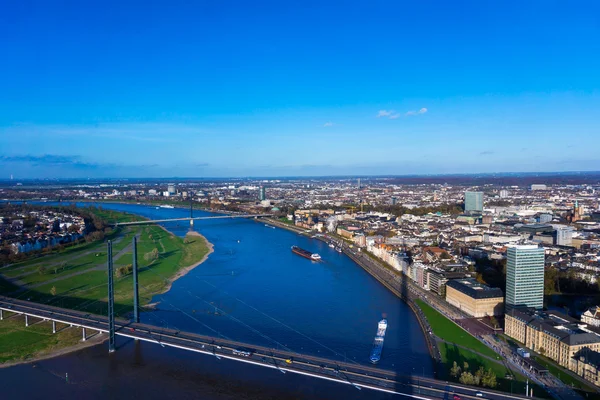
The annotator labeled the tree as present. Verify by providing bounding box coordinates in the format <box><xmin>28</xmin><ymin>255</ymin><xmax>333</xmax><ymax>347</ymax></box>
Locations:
<box><xmin>459</xmin><ymin>372</ymin><xmax>475</xmax><ymax>385</ymax></box>
<box><xmin>144</xmin><ymin>248</ymin><xmax>159</xmax><ymax>262</ymax></box>
<box><xmin>450</xmin><ymin>361</ymin><xmax>462</xmax><ymax>378</ymax></box>
<box><xmin>489</xmin><ymin>316</ymin><xmax>499</xmax><ymax>329</ymax></box>
<box><xmin>481</xmin><ymin>368</ymin><xmax>497</xmax><ymax>388</ymax></box>
<box><xmin>38</xmin><ymin>265</ymin><xmax>47</xmax><ymax>275</ymax></box>
<box><xmin>50</xmin><ymin>286</ymin><xmax>57</xmax><ymax>296</ymax></box>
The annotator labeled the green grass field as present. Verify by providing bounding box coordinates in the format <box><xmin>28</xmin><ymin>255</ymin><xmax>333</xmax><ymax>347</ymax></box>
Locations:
<box><xmin>0</xmin><ymin>208</ymin><xmax>212</xmax><ymax>365</ymax></box>
<box><xmin>0</xmin><ymin>314</ymin><xmax>82</xmax><ymax>364</ymax></box>
<box><xmin>415</xmin><ymin>299</ymin><xmax>498</xmax><ymax>359</ymax></box>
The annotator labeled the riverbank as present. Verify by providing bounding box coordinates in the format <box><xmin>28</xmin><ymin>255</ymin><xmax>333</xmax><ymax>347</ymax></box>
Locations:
<box><xmin>263</xmin><ymin>218</ymin><xmax>439</xmax><ymax>362</ymax></box>
<box><xmin>0</xmin><ymin>206</ymin><xmax>214</xmax><ymax>367</ymax></box>
<box><xmin>156</xmin><ymin>231</ymin><xmax>214</xmax><ymax>296</ymax></box>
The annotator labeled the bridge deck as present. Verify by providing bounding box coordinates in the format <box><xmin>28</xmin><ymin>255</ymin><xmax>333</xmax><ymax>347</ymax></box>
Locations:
<box><xmin>0</xmin><ymin>296</ymin><xmax>531</xmax><ymax>400</ymax></box>
<box><xmin>114</xmin><ymin>214</ymin><xmax>271</xmax><ymax>226</ymax></box>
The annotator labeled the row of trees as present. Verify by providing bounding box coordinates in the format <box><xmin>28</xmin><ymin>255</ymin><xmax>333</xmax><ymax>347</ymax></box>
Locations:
<box><xmin>450</xmin><ymin>361</ymin><xmax>498</xmax><ymax>388</ymax></box>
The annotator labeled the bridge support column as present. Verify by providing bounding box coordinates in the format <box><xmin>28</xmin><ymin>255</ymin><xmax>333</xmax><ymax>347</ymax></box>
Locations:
<box><xmin>190</xmin><ymin>219</ymin><xmax>194</xmax><ymax>227</ymax></box>
<box><xmin>132</xmin><ymin>236</ymin><xmax>139</xmax><ymax>324</ymax></box>
<box><xmin>52</xmin><ymin>320</ymin><xmax>56</xmax><ymax>333</ymax></box>
<box><xmin>0</xmin><ymin>309</ymin><xmax>3</xmax><ymax>320</ymax></box>
<box><xmin>82</xmin><ymin>327</ymin><xmax>86</xmax><ymax>341</ymax></box>
<box><xmin>25</xmin><ymin>314</ymin><xmax>29</xmax><ymax>327</ymax></box>
<box><xmin>107</xmin><ymin>241</ymin><xmax>115</xmax><ymax>353</ymax></box>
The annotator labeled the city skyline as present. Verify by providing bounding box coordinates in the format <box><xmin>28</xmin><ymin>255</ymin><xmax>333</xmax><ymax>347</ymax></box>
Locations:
<box><xmin>1</xmin><ymin>1</ymin><xmax>599</xmax><ymax>178</ymax></box>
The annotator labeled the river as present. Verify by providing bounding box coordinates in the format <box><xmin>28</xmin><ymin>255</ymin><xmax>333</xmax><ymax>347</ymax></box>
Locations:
<box><xmin>0</xmin><ymin>202</ymin><xmax>432</xmax><ymax>399</ymax></box>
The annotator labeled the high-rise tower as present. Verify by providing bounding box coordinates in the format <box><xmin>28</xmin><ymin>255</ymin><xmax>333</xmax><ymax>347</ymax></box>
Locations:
<box><xmin>506</xmin><ymin>245</ymin><xmax>545</xmax><ymax>311</ymax></box>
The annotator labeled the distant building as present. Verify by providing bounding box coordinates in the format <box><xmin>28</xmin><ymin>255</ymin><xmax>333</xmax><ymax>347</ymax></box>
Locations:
<box><xmin>168</xmin><ymin>184</ymin><xmax>176</xmax><ymax>195</ymax></box>
<box><xmin>582</xmin><ymin>307</ymin><xmax>600</xmax><ymax>327</ymax></box>
<box><xmin>506</xmin><ymin>245</ymin><xmax>545</xmax><ymax>311</ymax></box>
<box><xmin>538</xmin><ymin>213</ymin><xmax>553</xmax><ymax>224</ymax></box>
<box><xmin>445</xmin><ymin>278</ymin><xmax>504</xmax><ymax>317</ymax></box>
<box><xmin>390</xmin><ymin>197</ymin><xmax>397</xmax><ymax>206</ymax></box>
<box><xmin>464</xmin><ymin>191</ymin><xmax>484</xmax><ymax>212</ymax></box>
<box><xmin>259</xmin><ymin>186</ymin><xmax>266</xmax><ymax>201</ymax></box>
<box><xmin>555</xmin><ymin>226</ymin><xmax>574</xmax><ymax>246</ymax></box>
<box><xmin>499</xmin><ymin>189</ymin><xmax>509</xmax><ymax>198</ymax></box>
<box><xmin>531</xmin><ymin>184</ymin><xmax>547</xmax><ymax>191</ymax></box>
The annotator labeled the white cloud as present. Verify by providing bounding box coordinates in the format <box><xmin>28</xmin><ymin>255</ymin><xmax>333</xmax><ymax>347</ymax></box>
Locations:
<box><xmin>388</xmin><ymin>114</ymin><xmax>400</xmax><ymax>119</ymax></box>
<box><xmin>377</xmin><ymin>110</ymin><xmax>394</xmax><ymax>118</ymax></box>
<box><xmin>323</xmin><ymin>122</ymin><xmax>334</xmax><ymax>127</ymax></box>
<box><xmin>405</xmin><ymin>107</ymin><xmax>428</xmax><ymax>116</ymax></box>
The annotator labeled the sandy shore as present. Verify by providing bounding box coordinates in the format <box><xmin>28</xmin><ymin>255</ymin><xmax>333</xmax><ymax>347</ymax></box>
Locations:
<box><xmin>153</xmin><ymin>230</ymin><xmax>214</xmax><ymax>298</ymax></box>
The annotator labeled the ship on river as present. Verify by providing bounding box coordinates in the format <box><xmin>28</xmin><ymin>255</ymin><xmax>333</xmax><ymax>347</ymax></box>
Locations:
<box><xmin>291</xmin><ymin>246</ymin><xmax>321</xmax><ymax>261</ymax></box>
<box><xmin>369</xmin><ymin>319</ymin><xmax>388</xmax><ymax>364</ymax></box>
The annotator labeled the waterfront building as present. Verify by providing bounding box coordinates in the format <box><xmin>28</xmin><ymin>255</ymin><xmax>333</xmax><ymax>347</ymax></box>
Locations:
<box><xmin>445</xmin><ymin>278</ymin><xmax>504</xmax><ymax>317</ymax></box>
<box><xmin>464</xmin><ymin>191</ymin><xmax>484</xmax><ymax>212</ymax></box>
<box><xmin>506</xmin><ymin>245</ymin><xmax>545</xmax><ymax>311</ymax></box>
<box><xmin>531</xmin><ymin>184</ymin><xmax>547</xmax><ymax>191</ymax></box>
<box><xmin>506</xmin><ymin>308</ymin><xmax>600</xmax><ymax>383</ymax></box>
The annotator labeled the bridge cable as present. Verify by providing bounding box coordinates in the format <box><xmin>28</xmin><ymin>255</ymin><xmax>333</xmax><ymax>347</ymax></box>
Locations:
<box><xmin>198</xmin><ymin>278</ymin><xmax>361</xmax><ymax>365</ymax></box>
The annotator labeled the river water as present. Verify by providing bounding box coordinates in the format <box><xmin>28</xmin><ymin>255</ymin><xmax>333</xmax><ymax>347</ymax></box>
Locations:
<box><xmin>0</xmin><ymin>202</ymin><xmax>432</xmax><ymax>399</ymax></box>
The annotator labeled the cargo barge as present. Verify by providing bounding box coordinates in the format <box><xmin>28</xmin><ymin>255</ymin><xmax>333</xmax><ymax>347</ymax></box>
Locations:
<box><xmin>291</xmin><ymin>245</ymin><xmax>321</xmax><ymax>261</ymax></box>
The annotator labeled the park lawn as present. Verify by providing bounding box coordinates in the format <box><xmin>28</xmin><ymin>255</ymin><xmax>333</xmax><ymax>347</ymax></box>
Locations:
<box><xmin>440</xmin><ymin>344</ymin><xmax>549</xmax><ymax>398</ymax></box>
<box><xmin>0</xmin><ymin>315</ymin><xmax>82</xmax><ymax>364</ymax></box>
<box><xmin>0</xmin><ymin>206</ymin><xmax>212</xmax><ymax>365</ymax></box>
<box><xmin>415</xmin><ymin>299</ymin><xmax>498</xmax><ymax>359</ymax></box>
<box><xmin>2</xmin><ymin>227</ymin><xmax>132</xmax><ymax>279</ymax></box>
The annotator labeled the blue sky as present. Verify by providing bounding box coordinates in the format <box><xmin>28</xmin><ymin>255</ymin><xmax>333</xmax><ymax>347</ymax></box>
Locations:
<box><xmin>1</xmin><ymin>1</ymin><xmax>599</xmax><ymax>178</ymax></box>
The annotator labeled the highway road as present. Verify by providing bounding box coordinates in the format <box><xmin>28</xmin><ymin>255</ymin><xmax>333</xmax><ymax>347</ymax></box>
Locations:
<box><xmin>0</xmin><ymin>295</ymin><xmax>537</xmax><ymax>399</ymax></box>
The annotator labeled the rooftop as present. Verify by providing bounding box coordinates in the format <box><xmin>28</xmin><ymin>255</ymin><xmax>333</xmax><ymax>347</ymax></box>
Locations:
<box><xmin>446</xmin><ymin>278</ymin><xmax>504</xmax><ymax>299</ymax></box>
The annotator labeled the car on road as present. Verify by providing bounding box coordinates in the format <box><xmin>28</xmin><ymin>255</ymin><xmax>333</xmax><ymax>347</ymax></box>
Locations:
<box><xmin>453</xmin><ymin>395</ymin><xmax>461</xmax><ymax>400</ymax></box>
<box><xmin>475</xmin><ymin>392</ymin><xmax>483</xmax><ymax>397</ymax></box>
<box><xmin>285</xmin><ymin>358</ymin><xmax>293</xmax><ymax>364</ymax></box>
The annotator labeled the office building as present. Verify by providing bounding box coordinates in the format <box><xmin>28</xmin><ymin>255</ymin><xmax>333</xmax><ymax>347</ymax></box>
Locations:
<box><xmin>446</xmin><ymin>278</ymin><xmax>504</xmax><ymax>317</ymax></box>
<box><xmin>499</xmin><ymin>189</ymin><xmax>509</xmax><ymax>198</ymax></box>
<box><xmin>259</xmin><ymin>186</ymin><xmax>266</xmax><ymax>201</ymax></box>
<box><xmin>555</xmin><ymin>226</ymin><xmax>574</xmax><ymax>246</ymax></box>
<box><xmin>464</xmin><ymin>191</ymin><xmax>484</xmax><ymax>212</ymax></box>
<box><xmin>531</xmin><ymin>184</ymin><xmax>547</xmax><ymax>191</ymax></box>
<box><xmin>167</xmin><ymin>184</ymin><xmax>176</xmax><ymax>195</ymax></box>
<box><xmin>506</xmin><ymin>245</ymin><xmax>545</xmax><ymax>311</ymax></box>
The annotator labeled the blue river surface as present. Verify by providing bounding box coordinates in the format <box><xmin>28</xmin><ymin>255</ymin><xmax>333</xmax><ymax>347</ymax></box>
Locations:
<box><xmin>0</xmin><ymin>202</ymin><xmax>433</xmax><ymax>399</ymax></box>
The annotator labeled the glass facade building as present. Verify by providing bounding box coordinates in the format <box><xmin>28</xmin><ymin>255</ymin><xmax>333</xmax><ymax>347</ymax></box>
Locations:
<box><xmin>464</xmin><ymin>191</ymin><xmax>484</xmax><ymax>212</ymax></box>
<box><xmin>506</xmin><ymin>245</ymin><xmax>545</xmax><ymax>311</ymax></box>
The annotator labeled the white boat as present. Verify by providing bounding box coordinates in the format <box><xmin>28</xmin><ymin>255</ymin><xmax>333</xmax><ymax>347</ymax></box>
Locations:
<box><xmin>311</xmin><ymin>253</ymin><xmax>322</xmax><ymax>261</ymax></box>
<box><xmin>160</xmin><ymin>205</ymin><xmax>175</xmax><ymax>209</ymax></box>
<box><xmin>329</xmin><ymin>243</ymin><xmax>335</xmax><ymax>248</ymax></box>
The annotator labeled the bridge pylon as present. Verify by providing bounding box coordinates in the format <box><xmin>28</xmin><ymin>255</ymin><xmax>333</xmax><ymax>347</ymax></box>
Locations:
<box><xmin>107</xmin><ymin>240</ymin><xmax>115</xmax><ymax>352</ymax></box>
<box><xmin>132</xmin><ymin>236</ymin><xmax>140</xmax><ymax>324</ymax></box>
